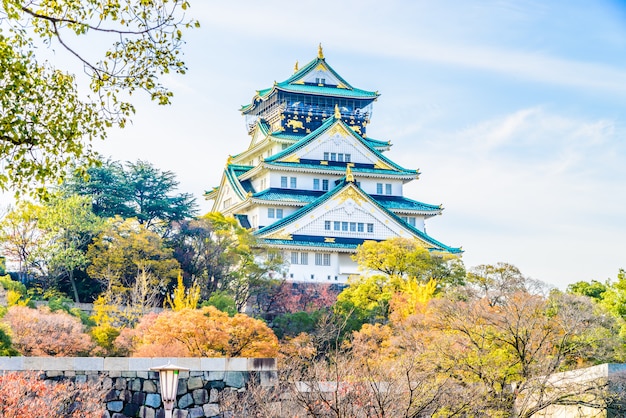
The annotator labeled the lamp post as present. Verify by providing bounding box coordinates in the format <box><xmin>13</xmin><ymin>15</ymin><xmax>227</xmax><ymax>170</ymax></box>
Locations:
<box><xmin>150</xmin><ymin>363</ymin><xmax>190</xmax><ymax>418</ymax></box>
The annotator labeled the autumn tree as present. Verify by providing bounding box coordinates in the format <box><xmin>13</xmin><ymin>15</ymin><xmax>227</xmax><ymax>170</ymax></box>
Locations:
<box><xmin>0</xmin><ymin>371</ymin><xmax>106</xmax><ymax>418</ymax></box>
<box><xmin>0</xmin><ymin>201</ymin><xmax>45</xmax><ymax>282</ymax></box>
<box><xmin>130</xmin><ymin>306</ymin><xmax>279</xmax><ymax>357</ymax></box>
<box><xmin>3</xmin><ymin>305</ymin><xmax>94</xmax><ymax>356</ymax></box>
<box><xmin>0</xmin><ymin>0</ymin><xmax>197</xmax><ymax>196</ymax></box>
<box><xmin>169</xmin><ymin>213</ymin><xmax>285</xmax><ymax>309</ymax></box>
<box><xmin>37</xmin><ymin>194</ymin><xmax>103</xmax><ymax>302</ymax></box>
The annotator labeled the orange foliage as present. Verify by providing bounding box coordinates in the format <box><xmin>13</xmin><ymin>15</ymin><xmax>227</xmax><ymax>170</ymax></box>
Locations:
<box><xmin>3</xmin><ymin>306</ymin><xmax>94</xmax><ymax>356</ymax></box>
<box><xmin>131</xmin><ymin>306</ymin><xmax>279</xmax><ymax>357</ymax></box>
<box><xmin>0</xmin><ymin>371</ymin><xmax>105</xmax><ymax>417</ymax></box>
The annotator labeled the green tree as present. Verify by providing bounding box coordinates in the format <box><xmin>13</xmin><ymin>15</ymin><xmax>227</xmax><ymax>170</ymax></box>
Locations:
<box><xmin>0</xmin><ymin>201</ymin><xmax>45</xmax><ymax>282</ymax></box>
<box><xmin>37</xmin><ymin>194</ymin><xmax>103</xmax><ymax>303</ymax></box>
<box><xmin>63</xmin><ymin>159</ymin><xmax>197</xmax><ymax>234</ymax></box>
<box><xmin>86</xmin><ymin>217</ymin><xmax>179</xmax><ymax>294</ymax></box>
<box><xmin>0</xmin><ymin>1</ymin><xmax>197</xmax><ymax>196</ymax></box>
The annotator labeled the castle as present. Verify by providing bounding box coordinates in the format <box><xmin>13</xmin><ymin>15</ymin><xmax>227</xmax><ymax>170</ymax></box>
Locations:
<box><xmin>206</xmin><ymin>46</ymin><xmax>460</xmax><ymax>283</ymax></box>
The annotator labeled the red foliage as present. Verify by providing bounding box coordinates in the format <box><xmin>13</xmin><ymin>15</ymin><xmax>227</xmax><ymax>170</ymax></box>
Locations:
<box><xmin>3</xmin><ymin>306</ymin><xmax>94</xmax><ymax>356</ymax></box>
<box><xmin>0</xmin><ymin>371</ymin><xmax>105</xmax><ymax>417</ymax></box>
<box><xmin>273</xmin><ymin>283</ymin><xmax>339</xmax><ymax>313</ymax></box>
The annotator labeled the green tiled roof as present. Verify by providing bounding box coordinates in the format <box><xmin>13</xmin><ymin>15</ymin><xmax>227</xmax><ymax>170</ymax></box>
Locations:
<box><xmin>265</xmin><ymin>161</ymin><xmax>417</xmax><ymax>177</ymax></box>
<box><xmin>375</xmin><ymin>196</ymin><xmax>441</xmax><ymax>212</ymax></box>
<box><xmin>265</xmin><ymin>117</ymin><xmax>416</xmax><ymax>174</ymax></box>
<box><xmin>253</xmin><ymin>188</ymin><xmax>324</xmax><ymax>203</ymax></box>
<box><xmin>255</xmin><ymin>179</ymin><xmax>461</xmax><ymax>254</ymax></box>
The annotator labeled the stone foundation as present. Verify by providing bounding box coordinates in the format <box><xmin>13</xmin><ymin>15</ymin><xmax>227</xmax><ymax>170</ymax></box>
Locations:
<box><xmin>0</xmin><ymin>357</ymin><xmax>277</xmax><ymax>418</ymax></box>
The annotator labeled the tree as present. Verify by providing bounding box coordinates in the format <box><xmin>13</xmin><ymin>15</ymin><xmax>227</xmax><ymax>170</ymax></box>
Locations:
<box><xmin>3</xmin><ymin>305</ymin><xmax>94</xmax><ymax>356</ymax></box>
<box><xmin>0</xmin><ymin>0</ymin><xmax>197</xmax><ymax>196</ymax></box>
<box><xmin>0</xmin><ymin>201</ymin><xmax>45</xmax><ymax>282</ymax></box>
<box><xmin>353</xmin><ymin>238</ymin><xmax>465</xmax><ymax>288</ymax></box>
<box><xmin>86</xmin><ymin>217</ymin><xmax>179</xmax><ymax>294</ymax></box>
<box><xmin>0</xmin><ymin>371</ymin><xmax>105</xmax><ymax>417</ymax></box>
<box><xmin>63</xmin><ymin>159</ymin><xmax>198</xmax><ymax>234</ymax></box>
<box><xmin>37</xmin><ymin>194</ymin><xmax>103</xmax><ymax>302</ymax></box>
<box><xmin>169</xmin><ymin>213</ymin><xmax>285</xmax><ymax>308</ymax></box>
<box><xmin>130</xmin><ymin>306</ymin><xmax>279</xmax><ymax>357</ymax></box>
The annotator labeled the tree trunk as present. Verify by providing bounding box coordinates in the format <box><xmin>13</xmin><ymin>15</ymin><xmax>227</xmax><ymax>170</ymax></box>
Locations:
<box><xmin>69</xmin><ymin>270</ymin><xmax>80</xmax><ymax>303</ymax></box>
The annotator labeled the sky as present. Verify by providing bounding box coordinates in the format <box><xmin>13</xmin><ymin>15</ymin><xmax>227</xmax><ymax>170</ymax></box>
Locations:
<box><xmin>14</xmin><ymin>1</ymin><xmax>626</xmax><ymax>288</ymax></box>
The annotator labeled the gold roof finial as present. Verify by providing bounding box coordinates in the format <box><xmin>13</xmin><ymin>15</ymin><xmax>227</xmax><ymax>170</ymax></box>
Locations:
<box><xmin>334</xmin><ymin>104</ymin><xmax>341</xmax><ymax>119</ymax></box>
<box><xmin>346</xmin><ymin>164</ymin><xmax>354</xmax><ymax>182</ymax></box>
<box><xmin>294</xmin><ymin>60</ymin><xmax>299</xmax><ymax>73</ymax></box>
<box><xmin>226</xmin><ymin>155</ymin><xmax>233</xmax><ymax>166</ymax></box>
<box><xmin>318</xmin><ymin>43</ymin><xmax>324</xmax><ymax>59</ymax></box>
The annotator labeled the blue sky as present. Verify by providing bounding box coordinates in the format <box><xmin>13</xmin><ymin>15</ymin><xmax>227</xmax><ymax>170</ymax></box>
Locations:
<box><xmin>83</xmin><ymin>1</ymin><xmax>626</xmax><ymax>288</ymax></box>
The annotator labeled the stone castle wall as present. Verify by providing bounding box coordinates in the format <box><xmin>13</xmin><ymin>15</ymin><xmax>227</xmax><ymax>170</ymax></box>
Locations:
<box><xmin>0</xmin><ymin>357</ymin><xmax>277</xmax><ymax>418</ymax></box>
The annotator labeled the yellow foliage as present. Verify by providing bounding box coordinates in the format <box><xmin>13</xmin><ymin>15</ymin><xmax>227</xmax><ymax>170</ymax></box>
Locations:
<box><xmin>6</xmin><ymin>290</ymin><xmax>30</xmax><ymax>307</ymax></box>
<box><xmin>164</xmin><ymin>272</ymin><xmax>200</xmax><ymax>311</ymax></box>
<box><xmin>390</xmin><ymin>278</ymin><xmax>437</xmax><ymax>322</ymax></box>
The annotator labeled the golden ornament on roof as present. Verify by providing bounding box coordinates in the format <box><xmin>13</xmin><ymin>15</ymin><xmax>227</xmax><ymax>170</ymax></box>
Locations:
<box><xmin>346</xmin><ymin>165</ymin><xmax>355</xmax><ymax>182</ymax></box>
<box><xmin>318</xmin><ymin>43</ymin><xmax>324</xmax><ymax>59</ymax></box>
<box><xmin>294</xmin><ymin>61</ymin><xmax>299</xmax><ymax>73</ymax></box>
<box><xmin>334</xmin><ymin>104</ymin><xmax>341</xmax><ymax>119</ymax></box>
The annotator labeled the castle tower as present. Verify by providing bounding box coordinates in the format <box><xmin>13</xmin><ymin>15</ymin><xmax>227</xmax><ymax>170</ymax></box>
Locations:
<box><xmin>205</xmin><ymin>47</ymin><xmax>461</xmax><ymax>283</ymax></box>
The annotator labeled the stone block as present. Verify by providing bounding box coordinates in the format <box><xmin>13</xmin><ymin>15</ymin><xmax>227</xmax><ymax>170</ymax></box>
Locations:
<box><xmin>133</xmin><ymin>391</ymin><xmax>146</xmax><ymax>405</ymax></box>
<box><xmin>145</xmin><ymin>393</ymin><xmax>162</xmax><ymax>408</ymax></box>
<box><xmin>190</xmin><ymin>371</ymin><xmax>203</xmax><ymax>377</ymax></box>
<box><xmin>201</xmin><ymin>358</ymin><xmax>225</xmax><ymax>371</ymax></box>
<box><xmin>139</xmin><ymin>406</ymin><xmax>155</xmax><ymax>418</ymax></box>
<box><xmin>225</xmin><ymin>358</ymin><xmax>247</xmax><ymax>371</ymax></box>
<box><xmin>114</xmin><ymin>377</ymin><xmax>127</xmax><ymax>390</ymax></box>
<box><xmin>108</xmin><ymin>370</ymin><xmax>121</xmax><ymax>378</ymax></box>
<box><xmin>260</xmin><ymin>370</ymin><xmax>278</xmax><ymax>387</ymax></box>
<box><xmin>123</xmin><ymin>403</ymin><xmax>140</xmax><ymax>417</ymax></box>
<box><xmin>102</xmin><ymin>377</ymin><xmax>113</xmax><ymax>389</ymax></box>
<box><xmin>122</xmin><ymin>371</ymin><xmax>137</xmax><ymax>378</ymax></box>
<box><xmin>188</xmin><ymin>406</ymin><xmax>204</xmax><ymax>418</ymax></box>
<box><xmin>209</xmin><ymin>388</ymin><xmax>218</xmax><ymax>403</ymax></box>
<box><xmin>248</xmin><ymin>357</ymin><xmax>276</xmax><ymax>371</ymax></box>
<box><xmin>104</xmin><ymin>357</ymin><xmax>129</xmax><ymax>371</ymax></box>
<box><xmin>177</xmin><ymin>379</ymin><xmax>187</xmax><ymax>396</ymax></box>
<box><xmin>0</xmin><ymin>357</ymin><xmax>23</xmax><ymax>370</ymax></box>
<box><xmin>64</xmin><ymin>370</ymin><xmax>75</xmax><ymax>377</ymax></box>
<box><xmin>192</xmin><ymin>388</ymin><xmax>208</xmax><ymax>404</ymax></box>
<box><xmin>129</xmin><ymin>357</ymin><xmax>154</xmax><ymax>371</ymax></box>
<box><xmin>187</xmin><ymin>376</ymin><xmax>203</xmax><ymax>390</ymax></box>
<box><xmin>74</xmin><ymin>357</ymin><xmax>104</xmax><ymax>371</ymax></box>
<box><xmin>137</xmin><ymin>371</ymin><xmax>149</xmax><ymax>379</ymax></box>
<box><xmin>107</xmin><ymin>400</ymin><xmax>124</xmax><ymax>412</ymax></box>
<box><xmin>47</xmin><ymin>370</ymin><xmax>64</xmax><ymax>377</ymax></box>
<box><xmin>105</xmin><ymin>389</ymin><xmax>118</xmax><ymax>402</ymax></box>
<box><xmin>172</xmin><ymin>410</ymin><xmax>189</xmax><ymax>418</ymax></box>
<box><xmin>206</xmin><ymin>371</ymin><xmax>224</xmax><ymax>381</ymax></box>
<box><xmin>130</xmin><ymin>377</ymin><xmax>142</xmax><ymax>392</ymax></box>
<box><xmin>143</xmin><ymin>379</ymin><xmax>158</xmax><ymax>393</ymax></box>
<box><xmin>112</xmin><ymin>414</ymin><xmax>126</xmax><ymax>418</ymax></box>
<box><xmin>120</xmin><ymin>389</ymin><xmax>132</xmax><ymax>403</ymax></box>
<box><xmin>224</xmin><ymin>371</ymin><xmax>246</xmax><ymax>389</ymax></box>
<box><xmin>75</xmin><ymin>374</ymin><xmax>87</xmax><ymax>384</ymax></box>
<box><xmin>203</xmin><ymin>403</ymin><xmax>220</xmax><ymax>417</ymax></box>
<box><xmin>207</xmin><ymin>380</ymin><xmax>225</xmax><ymax>390</ymax></box>
<box><xmin>178</xmin><ymin>393</ymin><xmax>194</xmax><ymax>409</ymax></box>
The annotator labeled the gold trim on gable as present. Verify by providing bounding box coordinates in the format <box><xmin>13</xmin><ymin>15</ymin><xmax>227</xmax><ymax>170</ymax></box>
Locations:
<box><xmin>335</xmin><ymin>187</ymin><xmax>365</xmax><ymax>205</ymax></box>
<box><xmin>374</xmin><ymin>160</ymin><xmax>394</xmax><ymax>170</ymax></box>
<box><xmin>324</xmin><ymin>237</ymin><xmax>335</xmax><ymax>243</ymax></box>
<box><xmin>269</xmin><ymin>230</ymin><xmax>293</xmax><ymax>240</ymax></box>
<box><xmin>328</xmin><ymin>124</ymin><xmax>349</xmax><ymax>138</ymax></box>
<box><xmin>283</xmin><ymin>155</ymin><xmax>300</xmax><ymax>163</ymax></box>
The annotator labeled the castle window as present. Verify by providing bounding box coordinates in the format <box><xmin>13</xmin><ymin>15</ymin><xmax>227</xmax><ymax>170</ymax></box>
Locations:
<box><xmin>268</xmin><ymin>208</ymin><xmax>275</xmax><ymax>218</ymax></box>
<box><xmin>367</xmin><ymin>223</ymin><xmax>374</xmax><ymax>233</ymax></box>
<box><xmin>291</xmin><ymin>252</ymin><xmax>299</xmax><ymax>264</ymax></box>
<box><xmin>276</xmin><ymin>209</ymin><xmax>284</xmax><ymax>219</ymax></box>
<box><xmin>408</xmin><ymin>217</ymin><xmax>416</xmax><ymax>227</ymax></box>
<box><xmin>281</xmin><ymin>176</ymin><xmax>288</xmax><ymax>188</ymax></box>
<box><xmin>350</xmin><ymin>222</ymin><xmax>356</xmax><ymax>232</ymax></box>
<box><xmin>311</xmin><ymin>274</ymin><xmax>315</xmax><ymax>280</ymax></box>
<box><xmin>324</xmin><ymin>221</ymin><xmax>331</xmax><ymax>230</ymax></box>
<box><xmin>345</xmin><ymin>154</ymin><xmax>351</xmax><ymax>162</ymax></box>
<box><xmin>313</xmin><ymin>179</ymin><xmax>320</xmax><ymax>190</ymax></box>
<box><xmin>330</xmin><ymin>153</ymin><xmax>336</xmax><ymax>161</ymax></box>
<box><xmin>301</xmin><ymin>252</ymin><xmax>309</xmax><ymax>265</ymax></box>
<box><xmin>315</xmin><ymin>253</ymin><xmax>323</xmax><ymax>265</ymax></box>
<box><xmin>323</xmin><ymin>152</ymin><xmax>329</xmax><ymax>160</ymax></box>
<box><xmin>376</xmin><ymin>183</ymin><xmax>383</xmax><ymax>194</ymax></box>
<box><xmin>341</xmin><ymin>222</ymin><xmax>348</xmax><ymax>231</ymax></box>
<box><xmin>322</xmin><ymin>179</ymin><xmax>329</xmax><ymax>191</ymax></box>
<box><xmin>323</xmin><ymin>254</ymin><xmax>331</xmax><ymax>266</ymax></box>
<box><xmin>385</xmin><ymin>183</ymin><xmax>392</xmax><ymax>195</ymax></box>
<box><xmin>338</xmin><ymin>153</ymin><xmax>344</xmax><ymax>162</ymax></box>
<box><xmin>358</xmin><ymin>223</ymin><xmax>364</xmax><ymax>232</ymax></box>
<box><xmin>290</xmin><ymin>177</ymin><xmax>297</xmax><ymax>188</ymax></box>
<box><xmin>333</xmin><ymin>221</ymin><xmax>340</xmax><ymax>231</ymax></box>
